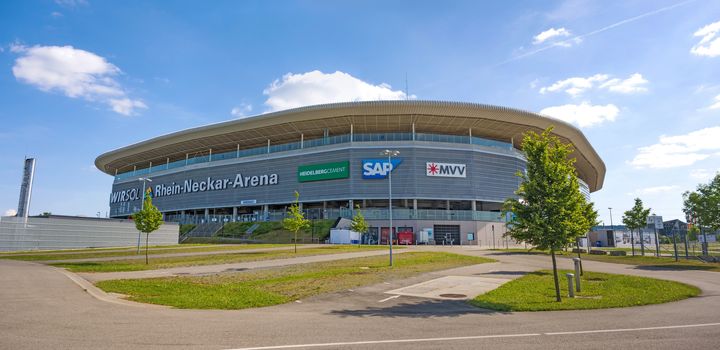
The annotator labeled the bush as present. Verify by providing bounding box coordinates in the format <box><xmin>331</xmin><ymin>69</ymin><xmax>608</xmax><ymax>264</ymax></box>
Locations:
<box><xmin>589</xmin><ymin>250</ymin><xmax>608</xmax><ymax>255</ymax></box>
<box><xmin>609</xmin><ymin>250</ymin><xmax>627</xmax><ymax>256</ymax></box>
<box><xmin>179</xmin><ymin>224</ymin><xmax>196</xmax><ymax>235</ymax></box>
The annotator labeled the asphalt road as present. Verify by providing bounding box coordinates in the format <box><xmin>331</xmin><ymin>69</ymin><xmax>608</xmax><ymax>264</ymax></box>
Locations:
<box><xmin>0</xmin><ymin>247</ymin><xmax>718</xmax><ymax>349</ymax></box>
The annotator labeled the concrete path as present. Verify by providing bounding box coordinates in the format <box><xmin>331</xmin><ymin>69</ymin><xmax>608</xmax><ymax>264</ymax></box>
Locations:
<box><xmin>80</xmin><ymin>248</ymin><xmax>411</xmax><ymax>282</ymax></box>
<box><xmin>1</xmin><ymin>247</ymin><xmax>718</xmax><ymax>350</ymax></box>
<box><xmin>42</xmin><ymin>244</ymin><xmax>320</xmax><ymax>264</ymax></box>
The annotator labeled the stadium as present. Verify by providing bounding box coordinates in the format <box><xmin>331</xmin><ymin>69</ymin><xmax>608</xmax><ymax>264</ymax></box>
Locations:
<box><xmin>95</xmin><ymin>101</ymin><xmax>605</xmax><ymax>246</ymax></box>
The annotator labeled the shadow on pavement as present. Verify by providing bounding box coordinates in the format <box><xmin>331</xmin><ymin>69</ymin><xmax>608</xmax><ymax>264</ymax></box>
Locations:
<box><xmin>329</xmin><ymin>299</ymin><xmax>509</xmax><ymax>318</ymax></box>
<box><xmin>633</xmin><ymin>264</ymin><xmax>717</xmax><ymax>271</ymax></box>
<box><xmin>476</xmin><ymin>270</ymin><xmax>530</xmax><ymax>276</ymax></box>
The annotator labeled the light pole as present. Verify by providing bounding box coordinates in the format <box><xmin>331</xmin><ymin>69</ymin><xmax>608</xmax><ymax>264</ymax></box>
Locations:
<box><xmin>137</xmin><ymin>177</ymin><xmax>152</xmax><ymax>253</ymax></box>
<box><xmin>608</xmin><ymin>207</ymin><xmax>614</xmax><ymax>251</ymax></box>
<box><xmin>380</xmin><ymin>149</ymin><xmax>399</xmax><ymax>267</ymax></box>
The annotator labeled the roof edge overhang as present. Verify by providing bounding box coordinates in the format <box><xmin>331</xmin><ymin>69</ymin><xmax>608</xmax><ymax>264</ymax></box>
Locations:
<box><xmin>95</xmin><ymin>100</ymin><xmax>606</xmax><ymax>191</ymax></box>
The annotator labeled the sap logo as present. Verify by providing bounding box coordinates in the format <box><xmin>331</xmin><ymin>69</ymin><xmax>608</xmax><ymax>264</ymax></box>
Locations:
<box><xmin>426</xmin><ymin>162</ymin><xmax>467</xmax><ymax>178</ymax></box>
<box><xmin>362</xmin><ymin>159</ymin><xmax>402</xmax><ymax>179</ymax></box>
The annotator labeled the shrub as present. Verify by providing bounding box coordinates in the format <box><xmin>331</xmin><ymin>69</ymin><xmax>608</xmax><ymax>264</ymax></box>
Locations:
<box><xmin>589</xmin><ymin>250</ymin><xmax>608</xmax><ymax>255</ymax></box>
<box><xmin>609</xmin><ymin>250</ymin><xmax>627</xmax><ymax>256</ymax></box>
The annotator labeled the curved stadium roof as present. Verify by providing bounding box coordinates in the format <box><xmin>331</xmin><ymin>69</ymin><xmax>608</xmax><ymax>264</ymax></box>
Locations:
<box><xmin>95</xmin><ymin>100</ymin><xmax>606</xmax><ymax>192</ymax></box>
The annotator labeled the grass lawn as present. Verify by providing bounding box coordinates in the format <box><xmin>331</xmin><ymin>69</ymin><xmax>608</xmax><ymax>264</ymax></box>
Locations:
<box><xmin>490</xmin><ymin>249</ymin><xmax>720</xmax><ymax>272</ymax></box>
<box><xmin>96</xmin><ymin>251</ymin><xmax>494</xmax><ymax>309</ymax></box>
<box><xmin>0</xmin><ymin>244</ymin><xmax>293</xmax><ymax>261</ymax></box>
<box><xmin>471</xmin><ymin>270</ymin><xmax>700</xmax><ymax>311</ymax></box>
<box><xmin>52</xmin><ymin>245</ymin><xmax>394</xmax><ymax>273</ymax></box>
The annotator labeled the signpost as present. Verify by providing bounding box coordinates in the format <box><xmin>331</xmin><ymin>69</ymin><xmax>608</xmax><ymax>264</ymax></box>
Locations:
<box><xmin>647</xmin><ymin>215</ymin><xmax>663</xmax><ymax>257</ymax></box>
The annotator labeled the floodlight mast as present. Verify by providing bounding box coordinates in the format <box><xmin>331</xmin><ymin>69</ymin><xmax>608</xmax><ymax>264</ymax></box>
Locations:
<box><xmin>380</xmin><ymin>149</ymin><xmax>400</xmax><ymax>266</ymax></box>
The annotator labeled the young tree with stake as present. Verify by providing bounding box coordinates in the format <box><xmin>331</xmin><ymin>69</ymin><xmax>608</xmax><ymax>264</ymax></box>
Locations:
<box><xmin>350</xmin><ymin>204</ymin><xmax>369</xmax><ymax>245</ymax></box>
<box><xmin>622</xmin><ymin>198</ymin><xmax>650</xmax><ymax>257</ymax></box>
<box><xmin>133</xmin><ymin>188</ymin><xmax>163</xmax><ymax>264</ymax></box>
<box><xmin>503</xmin><ymin>128</ymin><xmax>598</xmax><ymax>302</ymax></box>
<box><xmin>283</xmin><ymin>191</ymin><xmax>310</xmax><ymax>253</ymax></box>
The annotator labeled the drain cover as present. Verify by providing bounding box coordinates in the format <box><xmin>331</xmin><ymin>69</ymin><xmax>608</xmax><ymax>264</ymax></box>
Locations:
<box><xmin>439</xmin><ymin>293</ymin><xmax>467</xmax><ymax>298</ymax></box>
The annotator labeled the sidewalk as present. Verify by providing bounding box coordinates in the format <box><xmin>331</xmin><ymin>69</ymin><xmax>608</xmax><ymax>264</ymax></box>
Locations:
<box><xmin>80</xmin><ymin>248</ymin><xmax>412</xmax><ymax>282</ymax></box>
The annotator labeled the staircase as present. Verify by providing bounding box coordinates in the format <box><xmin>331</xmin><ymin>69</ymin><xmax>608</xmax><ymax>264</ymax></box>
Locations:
<box><xmin>180</xmin><ymin>222</ymin><xmax>223</xmax><ymax>242</ymax></box>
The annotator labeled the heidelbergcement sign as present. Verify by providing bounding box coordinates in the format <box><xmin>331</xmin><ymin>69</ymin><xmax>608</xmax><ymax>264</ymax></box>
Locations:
<box><xmin>298</xmin><ymin>161</ymin><xmax>349</xmax><ymax>182</ymax></box>
<box><xmin>110</xmin><ymin>172</ymin><xmax>279</xmax><ymax>204</ymax></box>
<box><xmin>426</xmin><ymin>162</ymin><xmax>467</xmax><ymax>178</ymax></box>
<box><xmin>362</xmin><ymin>158</ymin><xmax>402</xmax><ymax>179</ymax></box>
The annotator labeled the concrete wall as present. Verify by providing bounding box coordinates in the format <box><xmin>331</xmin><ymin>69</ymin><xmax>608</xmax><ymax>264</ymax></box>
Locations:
<box><xmin>0</xmin><ymin>216</ymin><xmax>179</xmax><ymax>252</ymax></box>
<box><xmin>366</xmin><ymin>219</ymin><xmax>523</xmax><ymax>247</ymax></box>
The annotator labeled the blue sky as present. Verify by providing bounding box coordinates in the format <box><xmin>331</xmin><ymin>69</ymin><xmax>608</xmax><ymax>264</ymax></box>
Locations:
<box><xmin>1</xmin><ymin>0</ymin><xmax>719</xmax><ymax>224</ymax></box>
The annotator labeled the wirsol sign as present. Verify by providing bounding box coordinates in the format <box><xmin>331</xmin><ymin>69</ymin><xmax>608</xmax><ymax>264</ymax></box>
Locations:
<box><xmin>298</xmin><ymin>161</ymin><xmax>350</xmax><ymax>182</ymax></box>
<box><xmin>109</xmin><ymin>172</ymin><xmax>279</xmax><ymax>204</ymax></box>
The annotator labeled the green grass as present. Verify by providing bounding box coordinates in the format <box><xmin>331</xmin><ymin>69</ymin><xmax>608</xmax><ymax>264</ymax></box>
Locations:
<box><xmin>96</xmin><ymin>252</ymin><xmax>494</xmax><ymax>309</ymax></box>
<box><xmin>52</xmin><ymin>245</ymin><xmax>392</xmax><ymax>272</ymax></box>
<box><xmin>216</xmin><ymin>220</ymin><xmax>336</xmax><ymax>242</ymax></box>
<box><xmin>471</xmin><ymin>269</ymin><xmax>700</xmax><ymax>311</ymax></box>
<box><xmin>0</xmin><ymin>244</ymin><xmax>293</xmax><ymax>261</ymax></box>
<box><xmin>490</xmin><ymin>248</ymin><xmax>720</xmax><ymax>272</ymax></box>
<box><xmin>0</xmin><ymin>243</ymin><xmax>208</xmax><ymax>256</ymax></box>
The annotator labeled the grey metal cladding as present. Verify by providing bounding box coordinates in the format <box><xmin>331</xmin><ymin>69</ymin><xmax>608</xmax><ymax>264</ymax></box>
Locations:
<box><xmin>109</xmin><ymin>146</ymin><xmax>526</xmax><ymax>214</ymax></box>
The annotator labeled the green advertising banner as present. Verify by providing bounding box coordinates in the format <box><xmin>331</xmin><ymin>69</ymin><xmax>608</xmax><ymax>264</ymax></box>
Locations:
<box><xmin>298</xmin><ymin>161</ymin><xmax>350</xmax><ymax>182</ymax></box>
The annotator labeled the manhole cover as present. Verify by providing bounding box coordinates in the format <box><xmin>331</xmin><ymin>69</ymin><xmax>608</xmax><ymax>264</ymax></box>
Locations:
<box><xmin>439</xmin><ymin>293</ymin><xmax>467</xmax><ymax>298</ymax></box>
<box><xmin>174</xmin><ymin>272</ymin><xmax>189</xmax><ymax>275</ymax></box>
<box><xmin>223</xmin><ymin>268</ymin><xmax>247</xmax><ymax>272</ymax></box>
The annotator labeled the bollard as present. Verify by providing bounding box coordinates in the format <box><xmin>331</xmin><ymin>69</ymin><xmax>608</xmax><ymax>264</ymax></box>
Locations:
<box><xmin>566</xmin><ymin>273</ymin><xmax>575</xmax><ymax>298</ymax></box>
<box><xmin>572</xmin><ymin>258</ymin><xmax>581</xmax><ymax>292</ymax></box>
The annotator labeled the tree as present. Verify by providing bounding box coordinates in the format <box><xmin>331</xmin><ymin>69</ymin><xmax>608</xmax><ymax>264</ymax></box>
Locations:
<box><xmin>283</xmin><ymin>191</ymin><xmax>310</xmax><ymax>253</ymax></box>
<box><xmin>622</xmin><ymin>198</ymin><xmax>650</xmax><ymax>257</ymax></box>
<box><xmin>350</xmin><ymin>205</ymin><xmax>369</xmax><ymax>245</ymax></box>
<box><xmin>133</xmin><ymin>188</ymin><xmax>163</xmax><ymax>264</ymax></box>
<box><xmin>683</xmin><ymin>173</ymin><xmax>720</xmax><ymax>255</ymax></box>
<box><xmin>503</xmin><ymin>128</ymin><xmax>598</xmax><ymax>302</ymax></box>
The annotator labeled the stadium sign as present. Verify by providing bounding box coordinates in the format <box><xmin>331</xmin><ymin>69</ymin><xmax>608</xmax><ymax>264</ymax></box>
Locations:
<box><xmin>109</xmin><ymin>172</ymin><xmax>279</xmax><ymax>203</ymax></box>
<box><xmin>298</xmin><ymin>161</ymin><xmax>350</xmax><ymax>182</ymax></box>
<box><xmin>426</xmin><ymin>162</ymin><xmax>466</xmax><ymax>178</ymax></box>
<box><xmin>362</xmin><ymin>158</ymin><xmax>402</xmax><ymax>179</ymax></box>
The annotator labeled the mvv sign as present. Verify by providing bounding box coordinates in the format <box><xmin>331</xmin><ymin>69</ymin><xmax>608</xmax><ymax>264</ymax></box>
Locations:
<box><xmin>426</xmin><ymin>162</ymin><xmax>467</xmax><ymax>178</ymax></box>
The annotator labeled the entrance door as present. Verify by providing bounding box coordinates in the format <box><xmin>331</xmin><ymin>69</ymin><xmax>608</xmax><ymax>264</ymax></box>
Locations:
<box><xmin>433</xmin><ymin>225</ymin><xmax>460</xmax><ymax>245</ymax></box>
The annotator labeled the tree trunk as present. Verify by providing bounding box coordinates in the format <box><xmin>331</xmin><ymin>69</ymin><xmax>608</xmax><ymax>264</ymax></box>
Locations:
<box><xmin>294</xmin><ymin>230</ymin><xmax>297</xmax><ymax>253</ymax></box>
<box><xmin>145</xmin><ymin>233</ymin><xmax>149</xmax><ymax>265</ymax></box>
<box><xmin>630</xmin><ymin>229</ymin><xmax>636</xmax><ymax>256</ymax></box>
<box><xmin>551</xmin><ymin>249</ymin><xmax>561</xmax><ymax>302</ymax></box>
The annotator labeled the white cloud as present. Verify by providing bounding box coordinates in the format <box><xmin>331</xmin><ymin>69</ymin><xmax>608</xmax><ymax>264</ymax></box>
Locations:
<box><xmin>707</xmin><ymin>94</ymin><xmax>720</xmax><ymax>109</ymax></box>
<box><xmin>627</xmin><ymin>185</ymin><xmax>678</xmax><ymax>196</ymax></box>
<box><xmin>539</xmin><ymin>102</ymin><xmax>619</xmax><ymax>128</ymax></box>
<box><xmin>690</xmin><ymin>169</ymin><xmax>717</xmax><ymax>181</ymax></box>
<box><xmin>599</xmin><ymin>73</ymin><xmax>648</xmax><ymax>93</ymax></box>
<box><xmin>630</xmin><ymin>127</ymin><xmax>720</xmax><ymax>169</ymax></box>
<box><xmin>263</xmin><ymin>70</ymin><xmax>414</xmax><ymax>112</ymax></box>
<box><xmin>51</xmin><ymin>11</ymin><xmax>63</xmax><ymax>18</ymax></box>
<box><xmin>230</xmin><ymin>103</ymin><xmax>253</xmax><ymax>118</ymax></box>
<box><xmin>691</xmin><ymin>20</ymin><xmax>720</xmax><ymax>57</ymax></box>
<box><xmin>539</xmin><ymin>73</ymin><xmax>648</xmax><ymax>96</ymax></box>
<box><xmin>4</xmin><ymin>209</ymin><xmax>17</xmax><ymax>216</ymax></box>
<box><xmin>11</xmin><ymin>45</ymin><xmax>146</xmax><ymax>116</ymax></box>
<box><xmin>533</xmin><ymin>27</ymin><xmax>572</xmax><ymax>44</ymax></box>
<box><xmin>540</xmin><ymin>74</ymin><xmax>608</xmax><ymax>96</ymax></box>
<box><xmin>54</xmin><ymin>0</ymin><xmax>87</xmax><ymax>7</ymax></box>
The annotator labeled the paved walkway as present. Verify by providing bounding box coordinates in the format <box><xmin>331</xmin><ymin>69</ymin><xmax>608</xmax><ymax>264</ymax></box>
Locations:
<box><xmin>42</xmin><ymin>244</ymin><xmax>320</xmax><ymax>264</ymax></box>
<box><xmin>80</xmin><ymin>248</ymin><xmax>412</xmax><ymax>282</ymax></box>
<box><xmin>1</xmin><ymin>247</ymin><xmax>718</xmax><ymax>349</ymax></box>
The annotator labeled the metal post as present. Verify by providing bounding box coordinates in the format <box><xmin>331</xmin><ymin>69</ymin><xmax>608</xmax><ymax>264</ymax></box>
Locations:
<box><xmin>566</xmin><ymin>273</ymin><xmax>575</xmax><ymax>298</ymax></box>
<box><xmin>673</xmin><ymin>228</ymin><xmax>679</xmax><ymax>262</ymax></box>
<box><xmin>492</xmin><ymin>225</ymin><xmax>495</xmax><ymax>249</ymax></box>
<box><xmin>388</xmin><ymin>153</ymin><xmax>393</xmax><ymax>267</ymax></box>
<box><xmin>572</xmin><ymin>258</ymin><xmax>581</xmax><ymax>292</ymax></box>
<box><xmin>654</xmin><ymin>227</ymin><xmax>660</xmax><ymax>257</ymax></box>
<box><xmin>640</xmin><ymin>228</ymin><xmax>645</xmax><ymax>256</ymax></box>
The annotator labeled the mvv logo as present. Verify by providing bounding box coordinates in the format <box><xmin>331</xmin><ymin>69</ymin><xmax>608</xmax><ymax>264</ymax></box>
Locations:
<box><xmin>426</xmin><ymin>162</ymin><xmax>467</xmax><ymax>178</ymax></box>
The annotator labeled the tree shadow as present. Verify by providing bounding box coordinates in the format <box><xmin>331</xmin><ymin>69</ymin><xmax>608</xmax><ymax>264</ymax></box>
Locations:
<box><xmin>475</xmin><ymin>270</ymin><xmax>530</xmax><ymax>276</ymax></box>
<box><xmin>329</xmin><ymin>299</ymin><xmax>510</xmax><ymax>318</ymax></box>
<box><xmin>486</xmin><ymin>251</ymin><xmax>547</xmax><ymax>256</ymax></box>
<box><xmin>633</xmin><ymin>264</ymin><xmax>717</xmax><ymax>271</ymax></box>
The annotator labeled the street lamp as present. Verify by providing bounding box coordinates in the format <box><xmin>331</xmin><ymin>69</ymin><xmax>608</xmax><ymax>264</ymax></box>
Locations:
<box><xmin>137</xmin><ymin>177</ymin><xmax>152</xmax><ymax>253</ymax></box>
<box><xmin>380</xmin><ymin>149</ymin><xmax>399</xmax><ymax>267</ymax></box>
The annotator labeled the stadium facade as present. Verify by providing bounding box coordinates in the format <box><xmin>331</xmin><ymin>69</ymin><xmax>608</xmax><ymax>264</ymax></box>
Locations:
<box><xmin>96</xmin><ymin>101</ymin><xmax>605</xmax><ymax>246</ymax></box>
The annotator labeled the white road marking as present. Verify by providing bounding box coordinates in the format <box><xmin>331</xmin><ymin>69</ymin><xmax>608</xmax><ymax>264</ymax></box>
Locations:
<box><xmin>377</xmin><ymin>295</ymin><xmax>400</xmax><ymax>303</ymax></box>
<box><xmin>223</xmin><ymin>322</ymin><xmax>720</xmax><ymax>350</ymax></box>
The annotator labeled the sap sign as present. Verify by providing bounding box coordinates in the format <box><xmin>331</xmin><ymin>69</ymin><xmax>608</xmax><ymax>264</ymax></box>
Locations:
<box><xmin>362</xmin><ymin>158</ymin><xmax>402</xmax><ymax>179</ymax></box>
